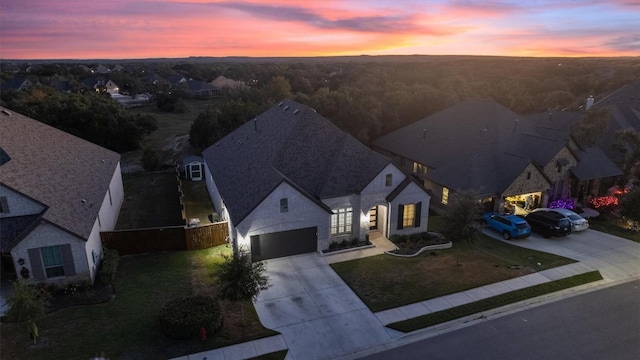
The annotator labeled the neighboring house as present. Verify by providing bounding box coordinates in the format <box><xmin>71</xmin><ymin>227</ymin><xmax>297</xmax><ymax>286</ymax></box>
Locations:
<box><xmin>373</xmin><ymin>99</ymin><xmax>622</xmax><ymax>214</ymax></box>
<box><xmin>183</xmin><ymin>155</ymin><xmax>204</xmax><ymax>181</ymax></box>
<box><xmin>1</xmin><ymin>76</ymin><xmax>35</xmax><ymax>92</ymax></box>
<box><xmin>166</xmin><ymin>74</ymin><xmax>187</xmax><ymax>87</ymax></box>
<box><xmin>81</xmin><ymin>77</ymin><xmax>119</xmax><ymax>95</ymax></box>
<box><xmin>183</xmin><ymin>80</ymin><xmax>220</xmax><ymax>98</ymax></box>
<box><xmin>0</xmin><ymin>107</ymin><xmax>124</xmax><ymax>286</ymax></box>
<box><xmin>93</xmin><ymin>64</ymin><xmax>111</xmax><ymax>74</ymax></box>
<box><xmin>202</xmin><ymin>100</ymin><xmax>431</xmax><ymax>261</ymax></box>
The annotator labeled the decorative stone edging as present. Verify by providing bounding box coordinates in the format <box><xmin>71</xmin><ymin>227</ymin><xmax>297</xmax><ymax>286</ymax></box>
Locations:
<box><xmin>385</xmin><ymin>241</ymin><xmax>453</xmax><ymax>258</ymax></box>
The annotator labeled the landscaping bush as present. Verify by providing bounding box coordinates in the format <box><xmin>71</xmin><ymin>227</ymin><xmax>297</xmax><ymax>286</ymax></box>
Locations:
<box><xmin>159</xmin><ymin>295</ymin><xmax>222</xmax><ymax>339</ymax></box>
<box><xmin>97</xmin><ymin>248</ymin><xmax>120</xmax><ymax>286</ymax></box>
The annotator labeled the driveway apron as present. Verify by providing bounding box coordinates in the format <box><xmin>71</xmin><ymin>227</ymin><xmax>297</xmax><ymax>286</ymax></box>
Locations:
<box><xmin>253</xmin><ymin>253</ymin><xmax>397</xmax><ymax>360</ymax></box>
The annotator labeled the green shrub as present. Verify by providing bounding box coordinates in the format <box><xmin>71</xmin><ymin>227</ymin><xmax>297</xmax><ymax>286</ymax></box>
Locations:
<box><xmin>159</xmin><ymin>295</ymin><xmax>222</xmax><ymax>339</ymax></box>
<box><xmin>97</xmin><ymin>248</ymin><xmax>119</xmax><ymax>286</ymax></box>
<box><xmin>350</xmin><ymin>238</ymin><xmax>359</xmax><ymax>246</ymax></box>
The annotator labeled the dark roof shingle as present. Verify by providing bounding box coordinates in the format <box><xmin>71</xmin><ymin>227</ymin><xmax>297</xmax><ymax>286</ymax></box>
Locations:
<box><xmin>202</xmin><ymin>100</ymin><xmax>390</xmax><ymax>224</ymax></box>
<box><xmin>0</xmin><ymin>107</ymin><xmax>121</xmax><ymax>239</ymax></box>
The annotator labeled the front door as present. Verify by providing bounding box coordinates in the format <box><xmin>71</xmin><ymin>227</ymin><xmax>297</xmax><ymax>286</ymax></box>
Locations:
<box><xmin>369</xmin><ymin>206</ymin><xmax>378</xmax><ymax>230</ymax></box>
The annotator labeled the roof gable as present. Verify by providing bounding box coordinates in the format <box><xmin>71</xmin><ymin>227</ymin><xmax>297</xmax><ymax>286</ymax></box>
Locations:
<box><xmin>202</xmin><ymin>99</ymin><xmax>390</xmax><ymax>224</ymax></box>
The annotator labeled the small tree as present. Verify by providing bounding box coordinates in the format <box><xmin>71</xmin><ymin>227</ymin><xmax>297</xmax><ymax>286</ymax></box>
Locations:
<box><xmin>619</xmin><ymin>188</ymin><xmax>640</xmax><ymax>225</ymax></box>
<box><xmin>5</xmin><ymin>281</ymin><xmax>48</xmax><ymax>323</ymax></box>
<box><xmin>440</xmin><ymin>192</ymin><xmax>483</xmax><ymax>243</ymax></box>
<box><xmin>6</xmin><ymin>281</ymin><xmax>50</xmax><ymax>343</ymax></box>
<box><xmin>570</xmin><ymin>107</ymin><xmax>609</xmax><ymax>148</ymax></box>
<box><xmin>140</xmin><ymin>146</ymin><xmax>160</xmax><ymax>171</ymax></box>
<box><xmin>215</xmin><ymin>251</ymin><xmax>268</xmax><ymax>325</ymax></box>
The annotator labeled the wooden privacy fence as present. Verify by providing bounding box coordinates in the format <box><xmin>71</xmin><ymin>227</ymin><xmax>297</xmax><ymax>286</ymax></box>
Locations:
<box><xmin>101</xmin><ymin>222</ymin><xmax>229</xmax><ymax>255</ymax></box>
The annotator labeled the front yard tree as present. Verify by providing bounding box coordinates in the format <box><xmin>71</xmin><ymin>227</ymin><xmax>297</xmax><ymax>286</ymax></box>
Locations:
<box><xmin>215</xmin><ymin>251</ymin><xmax>268</xmax><ymax>325</ymax></box>
<box><xmin>619</xmin><ymin>188</ymin><xmax>640</xmax><ymax>225</ymax></box>
<box><xmin>440</xmin><ymin>192</ymin><xmax>483</xmax><ymax>243</ymax></box>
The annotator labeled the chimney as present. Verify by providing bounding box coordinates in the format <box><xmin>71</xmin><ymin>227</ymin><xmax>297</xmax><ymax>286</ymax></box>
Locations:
<box><xmin>585</xmin><ymin>95</ymin><xmax>594</xmax><ymax>110</ymax></box>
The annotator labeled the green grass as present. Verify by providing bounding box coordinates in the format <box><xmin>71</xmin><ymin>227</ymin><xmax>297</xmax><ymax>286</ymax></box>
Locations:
<box><xmin>116</xmin><ymin>171</ymin><xmax>184</xmax><ymax>229</ymax></box>
<box><xmin>388</xmin><ymin>271</ymin><xmax>603</xmax><ymax>333</ymax></box>
<box><xmin>331</xmin><ymin>232</ymin><xmax>576</xmax><ymax>312</ymax></box>
<box><xmin>589</xmin><ymin>218</ymin><xmax>640</xmax><ymax>243</ymax></box>
<box><xmin>0</xmin><ymin>246</ymin><xmax>277</xmax><ymax>360</ymax></box>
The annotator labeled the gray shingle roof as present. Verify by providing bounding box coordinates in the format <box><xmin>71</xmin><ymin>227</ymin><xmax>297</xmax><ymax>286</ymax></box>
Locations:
<box><xmin>0</xmin><ymin>107</ymin><xmax>121</xmax><ymax>240</ymax></box>
<box><xmin>572</xmin><ymin>146</ymin><xmax>623</xmax><ymax>180</ymax></box>
<box><xmin>373</xmin><ymin>99</ymin><xmax>586</xmax><ymax>194</ymax></box>
<box><xmin>373</xmin><ymin>99</ymin><xmax>538</xmax><ymax>168</ymax></box>
<box><xmin>1</xmin><ymin>214</ymin><xmax>43</xmax><ymax>251</ymax></box>
<box><xmin>202</xmin><ymin>99</ymin><xmax>391</xmax><ymax>224</ymax></box>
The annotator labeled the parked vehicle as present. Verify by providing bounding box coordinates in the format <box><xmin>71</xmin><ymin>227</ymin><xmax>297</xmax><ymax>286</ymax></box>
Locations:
<box><xmin>524</xmin><ymin>211</ymin><xmax>572</xmax><ymax>238</ymax></box>
<box><xmin>480</xmin><ymin>212</ymin><xmax>531</xmax><ymax>240</ymax></box>
<box><xmin>532</xmin><ymin>208</ymin><xmax>589</xmax><ymax>232</ymax></box>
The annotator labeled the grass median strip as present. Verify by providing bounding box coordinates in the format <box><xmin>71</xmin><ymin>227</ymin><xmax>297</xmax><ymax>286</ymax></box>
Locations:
<box><xmin>387</xmin><ymin>270</ymin><xmax>603</xmax><ymax>333</ymax></box>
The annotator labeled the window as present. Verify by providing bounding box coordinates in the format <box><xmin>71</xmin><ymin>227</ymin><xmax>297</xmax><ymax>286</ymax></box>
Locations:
<box><xmin>402</xmin><ymin>204</ymin><xmax>416</xmax><ymax>228</ymax></box>
<box><xmin>331</xmin><ymin>207</ymin><xmax>353</xmax><ymax>235</ymax></box>
<box><xmin>397</xmin><ymin>202</ymin><xmax>422</xmax><ymax>229</ymax></box>
<box><xmin>280</xmin><ymin>198</ymin><xmax>288</xmax><ymax>213</ymax></box>
<box><xmin>442</xmin><ymin>187</ymin><xmax>449</xmax><ymax>205</ymax></box>
<box><xmin>41</xmin><ymin>246</ymin><xmax>64</xmax><ymax>278</ymax></box>
<box><xmin>0</xmin><ymin>196</ymin><xmax>8</xmax><ymax>213</ymax></box>
<box><xmin>527</xmin><ymin>171</ymin><xmax>531</xmax><ymax>180</ymax></box>
<box><xmin>385</xmin><ymin>174</ymin><xmax>393</xmax><ymax>186</ymax></box>
<box><xmin>108</xmin><ymin>188</ymin><xmax>113</xmax><ymax>206</ymax></box>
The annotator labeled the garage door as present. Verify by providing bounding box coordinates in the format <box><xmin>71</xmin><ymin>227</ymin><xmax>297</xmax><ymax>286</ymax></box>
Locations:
<box><xmin>250</xmin><ymin>227</ymin><xmax>317</xmax><ymax>261</ymax></box>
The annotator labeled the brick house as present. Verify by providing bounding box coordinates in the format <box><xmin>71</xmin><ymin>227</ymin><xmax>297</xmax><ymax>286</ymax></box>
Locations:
<box><xmin>373</xmin><ymin>99</ymin><xmax>621</xmax><ymax>214</ymax></box>
<box><xmin>0</xmin><ymin>107</ymin><xmax>124</xmax><ymax>286</ymax></box>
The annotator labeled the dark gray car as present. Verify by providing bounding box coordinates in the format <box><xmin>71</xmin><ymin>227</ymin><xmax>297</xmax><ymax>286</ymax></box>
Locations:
<box><xmin>524</xmin><ymin>211</ymin><xmax>572</xmax><ymax>238</ymax></box>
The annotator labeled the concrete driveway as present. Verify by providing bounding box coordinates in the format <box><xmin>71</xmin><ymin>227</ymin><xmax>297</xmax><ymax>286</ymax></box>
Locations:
<box><xmin>253</xmin><ymin>253</ymin><xmax>399</xmax><ymax>360</ymax></box>
<box><xmin>491</xmin><ymin>228</ymin><xmax>640</xmax><ymax>281</ymax></box>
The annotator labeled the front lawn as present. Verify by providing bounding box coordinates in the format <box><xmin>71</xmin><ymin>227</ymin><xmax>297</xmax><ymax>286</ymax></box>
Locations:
<box><xmin>0</xmin><ymin>246</ymin><xmax>277</xmax><ymax>360</ymax></box>
<box><xmin>588</xmin><ymin>218</ymin><xmax>640</xmax><ymax>243</ymax></box>
<box><xmin>331</xmin><ymin>234</ymin><xmax>576</xmax><ymax>312</ymax></box>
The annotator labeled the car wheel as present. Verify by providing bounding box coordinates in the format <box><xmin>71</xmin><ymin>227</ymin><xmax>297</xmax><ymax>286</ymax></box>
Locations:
<box><xmin>502</xmin><ymin>231</ymin><xmax>511</xmax><ymax>240</ymax></box>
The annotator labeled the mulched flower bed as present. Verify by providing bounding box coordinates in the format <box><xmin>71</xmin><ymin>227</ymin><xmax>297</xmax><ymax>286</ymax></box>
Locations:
<box><xmin>389</xmin><ymin>232</ymin><xmax>449</xmax><ymax>256</ymax></box>
<box><xmin>45</xmin><ymin>284</ymin><xmax>115</xmax><ymax>313</ymax></box>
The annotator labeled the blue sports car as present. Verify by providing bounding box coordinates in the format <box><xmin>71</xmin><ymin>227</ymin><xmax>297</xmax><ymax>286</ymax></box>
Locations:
<box><xmin>480</xmin><ymin>212</ymin><xmax>531</xmax><ymax>240</ymax></box>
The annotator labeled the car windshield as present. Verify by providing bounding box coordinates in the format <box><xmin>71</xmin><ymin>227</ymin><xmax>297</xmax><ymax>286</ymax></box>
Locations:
<box><xmin>559</xmin><ymin>219</ymin><xmax>570</xmax><ymax>226</ymax></box>
<box><xmin>516</xmin><ymin>223</ymin><xmax>529</xmax><ymax>229</ymax></box>
<box><xmin>568</xmin><ymin>214</ymin><xmax>583</xmax><ymax>221</ymax></box>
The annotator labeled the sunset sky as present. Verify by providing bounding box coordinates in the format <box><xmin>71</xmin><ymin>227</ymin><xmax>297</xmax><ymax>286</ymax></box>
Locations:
<box><xmin>1</xmin><ymin>0</ymin><xmax>638</xmax><ymax>59</ymax></box>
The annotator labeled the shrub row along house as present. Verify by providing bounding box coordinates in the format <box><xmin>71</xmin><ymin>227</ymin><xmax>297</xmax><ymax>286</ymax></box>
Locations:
<box><xmin>0</xmin><ymin>107</ymin><xmax>123</xmax><ymax>286</ymax></box>
<box><xmin>373</xmin><ymin>99</ymin><xmax>623</xmax><ymax>214</ymax></box>
<box><xmin>202</xmin><ymin>100</ymin><xmax>431</xmax><ymax>261</ymax></box>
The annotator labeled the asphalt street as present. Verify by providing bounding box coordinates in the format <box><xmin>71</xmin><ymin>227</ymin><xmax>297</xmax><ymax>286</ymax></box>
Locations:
<box><xmin>361</xmin><ymin>279</ymin><xmax>640</xmax><ymax>360</ymax></box>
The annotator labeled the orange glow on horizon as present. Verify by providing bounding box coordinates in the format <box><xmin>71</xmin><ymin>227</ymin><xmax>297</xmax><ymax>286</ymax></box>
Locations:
<box><xmin>1</xmin><ymin>0</ymin><xmax>637</xmax><ymax>60</ymax></box>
